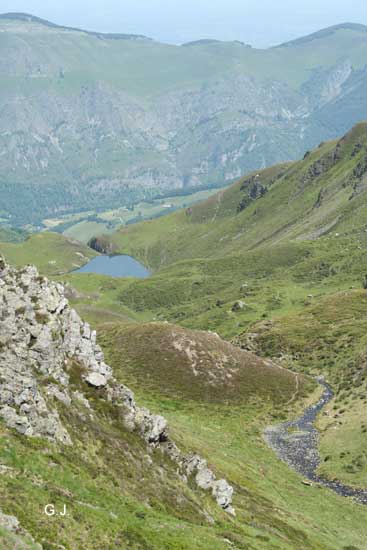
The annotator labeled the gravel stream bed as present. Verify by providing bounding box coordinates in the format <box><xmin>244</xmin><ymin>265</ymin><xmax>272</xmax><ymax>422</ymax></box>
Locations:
<box><xmin>264</xmin><ymin>379</ymin><xmax>367</xmax><ymax>504</ymax></box>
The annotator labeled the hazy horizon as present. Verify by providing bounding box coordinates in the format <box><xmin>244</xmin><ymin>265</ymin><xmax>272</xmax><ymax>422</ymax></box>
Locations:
<box><xmin>1</xmin><ymin>0</ymin><xmax>367</xmax><ymax>47</ymax></box>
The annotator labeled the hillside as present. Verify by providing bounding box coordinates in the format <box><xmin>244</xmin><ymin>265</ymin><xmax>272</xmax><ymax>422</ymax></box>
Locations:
<box><xmin>0</xmin><ymin>259</ymin><xmax>236</xmax><ymax>547</ymax></box>
<box><xmin>102</xmin><ymin>122</ymin><xmax>367</xmax><ymax>268</ymax></box>
<box><xmin>90</xmin><ymin>123</ymin><xmax>367</xmax><ymax>336</ymax></box>
<box><xmin>99</xmin><ymin>323</ymin><xmax>305</xmax><ymax>404</ymax></box>
<box><xmin>67</xmin><ymin>122</ymin><xmax>367</xmax><ymax>508</ymax></box>
<box><xmin>2</xmin><ymin>258</ymin><xmax>367</xmax><ymax>549</ymax></box>
<box><xmin>2</xmin><ymin>14</ymin><xmax>367</xmax><ymax>223</ymax></box>
<box><xmin>0</xmin><ymin>232</ymin><xmax>96</xmax><ymax>275</ymax></box>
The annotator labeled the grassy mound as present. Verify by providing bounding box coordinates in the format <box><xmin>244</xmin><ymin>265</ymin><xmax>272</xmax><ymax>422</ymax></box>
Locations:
<box><xmin>98</xmin><ymin>323</ymin><xmax>312</xmax><ymax>404</ymax></box>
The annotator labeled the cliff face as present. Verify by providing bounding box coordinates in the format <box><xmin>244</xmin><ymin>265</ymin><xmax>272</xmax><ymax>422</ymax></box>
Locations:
<box><xmin>0</xmin><ymin>258</ymin><xmax>234</xmax><ymax>519</ymax></box>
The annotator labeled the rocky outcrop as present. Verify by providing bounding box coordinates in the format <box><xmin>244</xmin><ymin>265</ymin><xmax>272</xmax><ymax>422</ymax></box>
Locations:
<box><xmin>232</xmin><ymin>300</ymin><xmax>246</xmax><ymax>312</ymax></box>
<box><xmin>0</xmin><ymin>258</ymin><xmax>111</xmax><ymax>444</ymax></box>
<box><xmin>353</xmin><ymin>155</ymin><xmax>367</xmax><ymax>180</ymax></box>
<box><xmin>0</xmin><ymin>509</ymin><xmax>42</xmax><ymax>549</ymax></box>
<box><xmin>0</xmin><ymin>258</ymin><xmax>234</xmax><ymax>514</ymax></box>
<box><xmin>238</xmin><ymin>175</ymin><xmax>268</xmax><ymax>212</ymax></box>
<box><xmin>181</xmin><ymin>454</ymin><xmax>234</xmax><ymax>514</ymax></box>
<box><xmin>301</xmin><ymin>142</ymin><xmax>342</xmax><ymax>187</ymax></box>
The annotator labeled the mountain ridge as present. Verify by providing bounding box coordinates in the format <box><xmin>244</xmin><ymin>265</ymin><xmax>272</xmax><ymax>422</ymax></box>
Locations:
<box><xmin>275</xmin><ymin>22</ymin><xmax>367</xmax><ymax>48</ymax></box>
<box><xmin>1</xmin><ymin>12</ymin><xmax>366</xmax><ymax>49</ymax></box>
<box><xmin>0</xmin><ymin>12</ymin><xmax>152</xmax><ymax>41</ymax></box>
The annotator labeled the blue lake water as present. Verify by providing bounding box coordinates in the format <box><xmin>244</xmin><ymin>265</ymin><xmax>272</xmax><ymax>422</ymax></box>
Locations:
<box><xmin>76</xmin><ymin>255</ymin><xmax>150</xmax><ymax>278</ymax></box>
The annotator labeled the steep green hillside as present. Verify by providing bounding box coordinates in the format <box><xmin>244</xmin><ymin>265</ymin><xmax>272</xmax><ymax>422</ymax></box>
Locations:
<box><xmin>84</xmin><ymin>124</ymin><xmax>367</xmax><ymax>339</ymax></box>
<box><xmin>71</xmin><ymin>123</ymin><xmax>367</xmax><ymax>502</ymax></box>
<box><xmin>104</xmin><ymin>122</ymin><xmax>367</xmax><ymax>267</ymax></box>
<box><xmin>2</xmin><ymin>13</ymin><xmax>367</xmax><ymax>223</ymax></box>
<box><xmin>93</xmin><ymin>321</ymin><xmax>367</xmax><ymax>550</ymax></box>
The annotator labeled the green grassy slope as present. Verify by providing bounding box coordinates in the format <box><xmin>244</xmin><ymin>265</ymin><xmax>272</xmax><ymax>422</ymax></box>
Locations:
<box><xmin>79</xmin><ymin>122</ymin><xmax>367</xmax><ymax>500</ymax></box>
<box><xmin>2</xmin><ymin>339</ymin><xmax>365</xmax><ymax>550</ymax></box>
<box><xmin>104</xmin><ymin>122</ymin><xmax>367</xmax><ymax>267</ymax></box>
<box><xmin>0</xmin><ymin>232</ymin><xmax>96</xmax><ymax>275</ymax></box>
<box><xmin>93</xmin><ymin>321</ymin><xmax>367</xmax><ymax>550</ymax></box>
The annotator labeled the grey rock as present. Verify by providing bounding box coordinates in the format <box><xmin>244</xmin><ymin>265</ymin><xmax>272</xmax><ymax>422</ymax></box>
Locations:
<box><xmin>196</xmin><ymin>467</ymin><xmax>215</xmax><ymax>490</ymax></box>
<box><xmin>134</xmin><ymin>408</ymin><xmax>168</xmax><ymax>444</ymax></box>
<box><xmin>180</xmin><ymin>454</ymin><xmax>234</xmax><ymax>513</ymax></box>
<box><xmin>46</xmin><ymin>385</ymin><xmax>72</xmax><ymax>406</ymax></box>
<box><xmin>212</xmin><ymin>479</ymin><xmax>234</xmax><ymax>512</ymax></box>
<box><xmin>85</xmin><ymin>372</ymin><xmax>108</xmax><ymax>388</ymax></box>
<box><xmin>0</xmin><ymin>510</ymin><xmax>20</xmax><ymax>532</ymax></box>
<box><xmin>0</xmin><ymin>509</ymin><xmax>43</xmax><ymax>548</ymax></box>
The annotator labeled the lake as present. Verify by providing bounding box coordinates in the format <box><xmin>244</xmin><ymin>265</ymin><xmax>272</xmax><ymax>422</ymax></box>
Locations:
<box><xmin>76</xmin><ymin>255</ymin><xmax>150</xmax><ymax>278</ymax></box>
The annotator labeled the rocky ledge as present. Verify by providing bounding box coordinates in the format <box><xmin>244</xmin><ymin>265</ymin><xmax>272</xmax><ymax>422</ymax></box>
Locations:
<box><xmin>0</xmin><ymin>258</ymin><xmax>234</xmax><ymax>514</ymax></box>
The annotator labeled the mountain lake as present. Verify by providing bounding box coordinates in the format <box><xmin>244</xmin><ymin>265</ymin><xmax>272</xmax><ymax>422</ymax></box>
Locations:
<box><xmin>76</xmin><ymin>255</ymin><xmax>150</xmax><ymax>278</ymax></box>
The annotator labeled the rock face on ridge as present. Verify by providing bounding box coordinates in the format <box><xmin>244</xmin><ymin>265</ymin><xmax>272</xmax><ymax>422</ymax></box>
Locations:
<box><xmin>0</xmin><ymin>258</ymin><xmax>234</xmax><ymax>514</ymax></box>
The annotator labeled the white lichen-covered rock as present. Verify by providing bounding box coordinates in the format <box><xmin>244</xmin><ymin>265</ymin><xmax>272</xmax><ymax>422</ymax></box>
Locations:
<box><xmin>85</xmin><ymin>372</ymin><xmax>108</xmax><ymax>388</ymax></box>
<box><xmin>0</xmin><ymin>260</ymin><xmax>109</xmax><ymax>444</ymax></box>
<box><xmin>0</xmin><ymin>258</ymin><xmax>235</xmax><ymax>514</ymax></box>
<box><xmin>212</xmin><ymin>479</ymin><xmax>235</xmax><ymax>515</ymax></box>
<box><xmin>196</xmin><ymin>466</ymin><xmax>215</xmax><ymax>490</ymax></box>
<box><xmin>179</xmin><ymin>453</ymin><xmax>235</xmax><ymax>513</ymax></box>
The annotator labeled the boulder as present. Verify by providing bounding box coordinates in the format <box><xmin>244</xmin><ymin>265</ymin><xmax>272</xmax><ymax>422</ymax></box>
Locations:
<box><xmin>85</xmin><ymin>372</ymin><xmax>108</xmax><ymax>388</ymax></box>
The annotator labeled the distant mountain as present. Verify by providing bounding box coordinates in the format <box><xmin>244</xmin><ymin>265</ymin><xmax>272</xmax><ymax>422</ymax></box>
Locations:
<box><xmin>1</xmin><ymin>13</ymin><xmax>367</xmax><ymax>224</ymax></box>
<box><xmin>0</xmin><ymin>12</ymin><xmax>152</xmax><ymax>40</ymax></box>
<box><xmin>275</xmin><ymin>22</ymin><xmax>367</xmax><ymax>47</ymax></box>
